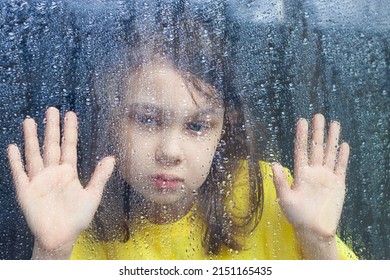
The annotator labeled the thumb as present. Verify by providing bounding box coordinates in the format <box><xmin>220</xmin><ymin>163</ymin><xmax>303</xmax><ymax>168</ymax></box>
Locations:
<box><xmin>7</xmin><ymin>144</ymin><xmax>29</xmax><ymax>193</ymax></box>
<box><xmin>271</xmin><ymin>162</ymin><xmax>291</xmax><ymax>202</ymax></box>
<box><xmin>86</xmin><ymin>156</ymin><xmax>115</xmax><ymax>200</ymax></box>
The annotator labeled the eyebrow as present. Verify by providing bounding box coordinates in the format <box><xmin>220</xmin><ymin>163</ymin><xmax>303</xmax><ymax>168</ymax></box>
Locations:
<box><xmin>126</xmin><ymin>103</ymin><xmax>162</xmax><ymax>114</ymax></box>
<box><xmin>126</xmin><ymin>103</ymin><xmax>223</xmax><ymax>117</ymax></box>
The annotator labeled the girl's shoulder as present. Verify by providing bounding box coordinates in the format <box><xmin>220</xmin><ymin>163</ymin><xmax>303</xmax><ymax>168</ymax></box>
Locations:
<box><xmin>234</xmin><ymin>160</ymin><xmax>293</xmax><ymax>184</ymax></box>
<box><xmin>233</xmin><ymin>160</ymin><xmax>293</xmax><ymax>200</ymax></box>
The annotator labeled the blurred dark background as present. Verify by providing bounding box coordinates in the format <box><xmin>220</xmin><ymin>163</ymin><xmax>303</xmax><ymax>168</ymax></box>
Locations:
<box><xmin>0</xmin><ymin>0</ymin><xmax>388</xmax><ymax>259</ymax></box>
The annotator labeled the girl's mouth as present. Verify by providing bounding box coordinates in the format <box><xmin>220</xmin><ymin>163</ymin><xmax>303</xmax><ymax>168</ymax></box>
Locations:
<box><xmin>150</xmin><ymin>174</ymin><xmax>184</xmax><ymax>190</ymax></box>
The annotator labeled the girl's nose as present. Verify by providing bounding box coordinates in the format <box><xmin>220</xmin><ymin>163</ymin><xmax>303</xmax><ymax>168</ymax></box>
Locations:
<box><xmin>155</xmin><ymin>133</ymin><xmax>184</xmax><ymax>166</ymax></box>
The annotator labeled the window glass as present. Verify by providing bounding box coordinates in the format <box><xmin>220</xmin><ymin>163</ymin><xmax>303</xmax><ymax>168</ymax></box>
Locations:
<box><xmin>0</xmin><ymin>0</ymin><xmax>388</xmax><ymax>260</ymax></box>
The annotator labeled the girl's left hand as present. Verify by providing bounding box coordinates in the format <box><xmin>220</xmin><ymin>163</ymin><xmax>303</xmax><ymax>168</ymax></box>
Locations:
<box><xmin>271</xmin><ymin>114</ymin><xmax>350</xmax><ymax>241</ymax></box>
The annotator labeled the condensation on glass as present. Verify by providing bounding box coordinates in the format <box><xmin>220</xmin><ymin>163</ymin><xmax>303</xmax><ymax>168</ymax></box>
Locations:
<box><xmin>0</xmin><ymin>0</ymin><xmax>389</xmax><ymax>259</ymax></box>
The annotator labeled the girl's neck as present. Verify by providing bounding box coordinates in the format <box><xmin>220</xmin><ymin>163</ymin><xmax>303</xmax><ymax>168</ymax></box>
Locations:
<box><xmin>142</xmin><ymin>197</ymin><xmax>196</xmax><ymax>224</ymax></box>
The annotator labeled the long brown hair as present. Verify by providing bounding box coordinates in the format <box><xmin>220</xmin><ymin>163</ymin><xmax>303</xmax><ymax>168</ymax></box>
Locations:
<box><xmin>89</xmin><ymin>5</ymin><xmax>265</xmax><ymax>255</ymax></box>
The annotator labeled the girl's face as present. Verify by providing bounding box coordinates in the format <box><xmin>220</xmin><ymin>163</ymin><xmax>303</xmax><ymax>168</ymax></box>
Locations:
<box><xmin>118</xmin><ymin>62</ymin><xmax>224</xmax><ymax>207</ymax></box>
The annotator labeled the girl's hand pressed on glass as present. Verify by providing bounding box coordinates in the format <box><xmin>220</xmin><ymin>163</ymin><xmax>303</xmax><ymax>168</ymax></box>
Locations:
<box><xmin>7</xmin><ymin>107</ymin><xmax>115</xmax><ymax>253</ymax></box>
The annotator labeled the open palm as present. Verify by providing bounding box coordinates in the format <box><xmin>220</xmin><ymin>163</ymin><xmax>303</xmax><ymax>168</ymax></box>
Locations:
<box><xmin>272</xmin><ymin>114</ymin><xmax>350</xmax><ymax>238</ymax></box>
<box><xmin>7</xmin><ymin>107</ymin><xmax>115</xmax><ymax>252</ymax></box>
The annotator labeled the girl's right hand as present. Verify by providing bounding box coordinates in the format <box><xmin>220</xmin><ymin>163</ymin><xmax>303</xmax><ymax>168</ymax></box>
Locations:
<box><xmin>7</xmin><ymin>107</ymin><xmax>115</xmax><ymax>258</ymax></box>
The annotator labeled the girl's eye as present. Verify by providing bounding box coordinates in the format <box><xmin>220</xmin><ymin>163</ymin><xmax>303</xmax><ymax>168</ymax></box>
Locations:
<box><xmin>134</xmin><ymin>114</ymin><xmax>160</xmax><ymax>126</ymax></box>
<box><xmin>186</xmin><ymin>122</ymin><xmax>210</xmax><ymax>133</ymax></box>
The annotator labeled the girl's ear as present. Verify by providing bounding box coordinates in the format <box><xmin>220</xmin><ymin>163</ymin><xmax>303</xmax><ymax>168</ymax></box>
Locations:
<box><xmin>225</xmin><ymin>107</ymin><xmax>239</xmax><ymax>126</ymax></box>
<box><xmin>224</xmin><ymin>107</ymin><xmax>240</xmax><ymax>132</ymax></box>
<box><xmin>230</xmin><ymin>108</ymin><xmax>239</xmax><ymax>125</ymax></box>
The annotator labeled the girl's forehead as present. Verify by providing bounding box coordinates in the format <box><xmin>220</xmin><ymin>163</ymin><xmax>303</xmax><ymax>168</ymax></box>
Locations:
<box><xmin>122</xmin><ymin>62</ymin><xmax>223</xmax><ymax>111</ymax></box>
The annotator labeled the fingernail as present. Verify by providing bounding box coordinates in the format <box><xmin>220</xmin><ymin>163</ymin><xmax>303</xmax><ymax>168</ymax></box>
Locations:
<box><xmin>109</xmin><ymin>156</ymin><xmax>116</xmax><ymax>165</ymax></box>
<box><xmin>7</xmin><ymin>144</ymin><xmax>16</xmax><ymax>152</ymax></box>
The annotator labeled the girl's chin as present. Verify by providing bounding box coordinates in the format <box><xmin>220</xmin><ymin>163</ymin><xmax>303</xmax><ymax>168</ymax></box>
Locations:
<box><xmin>141</xmin><ymin>191</ymin><xmax>196</xmax><ymax>207</ymax></box>
<box><xmin>145</xmin><ymin>193</ymin><xmax>185</xmax><ymax>205</ymax></box>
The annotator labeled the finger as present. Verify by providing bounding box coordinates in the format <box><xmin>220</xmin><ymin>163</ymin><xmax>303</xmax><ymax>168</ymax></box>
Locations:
<box><xmin>271</xmin><ymin>162</ymin><xmax>291</xmax><ymax>202</ymax></box>
<box><xmin>294</xmin><ymin>118</ymin><xmax>309</xmax><ymax>177</ymax></box>
<box><xmin>23</xmin><ymin>118</ymin><xmax>44</xmax><ymax>177</ymax></box>
<box><xmin>310</xmin><ymin>114</ymin><xmax>325</xmax><ymax>165</ymax></box>
<box><xmin>86</xmin><ymin>156</ymin><xmax>115</xmax><ymax>200</ymax></box>
<box><xmin>60</xmin><ymin>111</ymin><xmax>78</xmax><ymax>167</ymax></box>
<box><xmin>335</xmin><ymin>142</ymin><xmax>350</xmax><ymax>178</ymax></box>
<box><xmin>324</xmin><ymin>121</ymin><xmax>341</xmax><ymax>169</ymax></box>
<box><xmin>7</xmin><ymin>144</ymin><xmax>29</xmax><ymax>192</ymax></box>
<box><xmin>43</xmin><ymin>107</ymin><xmax>61</xmax><ymax>166</ymax></box>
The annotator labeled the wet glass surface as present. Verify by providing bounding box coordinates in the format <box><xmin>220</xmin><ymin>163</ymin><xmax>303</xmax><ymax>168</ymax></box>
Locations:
<box><xmin>0</xmin><ymin>0</ymin><xmax>389</xmax><ymax>259</ymax></box>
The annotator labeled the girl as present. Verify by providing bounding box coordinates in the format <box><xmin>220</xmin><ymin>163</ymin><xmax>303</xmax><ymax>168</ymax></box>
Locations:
<box><xmin>7</xmin><ymin>15</ymin><xmax>356</xmax><ymax>260</ymax></box>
